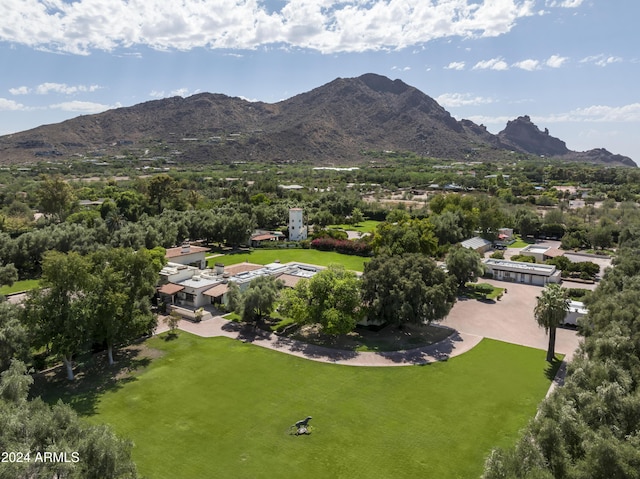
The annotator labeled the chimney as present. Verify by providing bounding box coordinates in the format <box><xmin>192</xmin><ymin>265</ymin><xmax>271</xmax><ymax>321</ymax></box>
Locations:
<box><xmin>214</xmin><ymin>263</ymin><xmax>224</xmax><ymax>275</ymax></box>
<box><xmin>181</xmin><ymin>242</ymin><xmax>191</xmax><ymax>254</ymax></box>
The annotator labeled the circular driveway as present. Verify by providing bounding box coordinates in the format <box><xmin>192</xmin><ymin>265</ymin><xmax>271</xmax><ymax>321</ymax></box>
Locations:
<box><xmin>441</xmin><ymin>279</ymin><xmax>581</xmax><ymax>360</ymax></box>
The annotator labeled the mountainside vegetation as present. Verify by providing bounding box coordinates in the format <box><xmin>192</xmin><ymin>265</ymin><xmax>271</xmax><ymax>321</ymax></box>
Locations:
<box><xmin>0</xmin><ymin>74</ymin><xmax>634</xmax><ymax>167</ymax></box>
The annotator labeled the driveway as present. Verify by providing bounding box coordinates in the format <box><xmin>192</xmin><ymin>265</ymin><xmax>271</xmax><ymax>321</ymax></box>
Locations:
<box><xmin>441</xmin><ymin>279</ymin><xmax>581</xmax><ymax>361</ymax></box>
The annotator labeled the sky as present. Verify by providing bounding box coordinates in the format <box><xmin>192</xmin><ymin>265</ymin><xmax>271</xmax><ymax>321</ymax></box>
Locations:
<box><xmin>0</xmin><ymin>0</ymin><xmax>638</xmax><ymax>163</ymax></box>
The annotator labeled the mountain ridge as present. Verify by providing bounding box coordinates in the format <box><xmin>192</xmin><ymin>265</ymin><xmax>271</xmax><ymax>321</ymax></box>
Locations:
<box><xmin>0</xmin><ymin>74</ymin><xmax>634</xmax><ymax>167</ymax></box>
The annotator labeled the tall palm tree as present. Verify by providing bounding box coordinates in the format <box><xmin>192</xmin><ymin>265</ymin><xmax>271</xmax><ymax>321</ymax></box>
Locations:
<box><xmin>534</xmin><ymin>283</ymin><xmax>570</xmax><ymax>362</ymax></box>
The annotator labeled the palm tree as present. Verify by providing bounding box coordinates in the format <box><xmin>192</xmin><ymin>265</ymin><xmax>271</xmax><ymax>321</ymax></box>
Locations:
<box><xmin>534</xmin><ymin>283</ymin><xmax>570</xmax><ymax>362</ymax></box>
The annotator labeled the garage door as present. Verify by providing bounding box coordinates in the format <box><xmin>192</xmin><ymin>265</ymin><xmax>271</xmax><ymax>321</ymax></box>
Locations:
<box><xmin>531</xmin><ymin>275</ymin><xmax>544</xmax><ymax>286</ymax></box>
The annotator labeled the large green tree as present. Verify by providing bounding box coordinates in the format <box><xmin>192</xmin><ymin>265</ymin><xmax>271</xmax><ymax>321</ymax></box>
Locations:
<box><xmin>23</xmin><ymin>251</ymin><xmax>93</xmax><ymax>380</ymax></box>
<box><xmin>372</xmin><ymin>218</ymin><xmax>438</xmax><ymax>256</ymax></box>
<box><xmin>279</xmin><ymin>264</ymin><xmax>361</xmax><ymax>335</ymax></box>
<box><xmin>233</xmin><ymin>276</ymin><xmax>284</xmax><ymax>327</ymax></box>
<box><xmin>534</xmin><ymin>283</ymin><xmax>570</xmax><ymax>362</ymax></box>
<box><xmin>36</xmin><ymin>175</ymin><xmax>76</xmax><ymax>221</ymax></box>
<box><xmin>0</xmin><ymin>302</ymin><xmax>29</xmax><ymax>372</ymax></box>
<box><xmin>89</xmin><ymin>247</ymin><xmax>164</xmax><ymax>365</ymax></box>
<box><xmin>0</xmin><ymin>360</ymin><xmax>139</xmax><ymax>479</ymax></box>
<box><xmin>147</xmin><ymin>174</ymin><xmax>177</xmax><ymax>213</ymax></box>
<box><xmin>360</xmin><ymin>254</ymin><xmax>457</xmax><ymax>327</ymax></box>
<box><xmin>446</xmin><ymin>245</ymin><xmax>485</xmax><ymax>288</ymax></box>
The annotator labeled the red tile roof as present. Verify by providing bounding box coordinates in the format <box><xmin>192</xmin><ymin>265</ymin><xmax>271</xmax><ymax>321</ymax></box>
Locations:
<box><xmin>158</xmin><ymin>283</ymin><xmax>185</xmax><ymax>295</ymax></box>
<box><xmin>203</xmin><ymin>283</ymin><xmax>229</xmax><ymax>297</ymax></box>
<box><xmin>165</xmin><ymin>244</ymin><xmax>210</xmax><ymax>259</ymax></box>
<box><xmin>223</xmin><ymin>262</ymin><xmax>264</xmax><ymax>276</ymax></box>
<box><xmin>277</xmin><ymin>274</ymin><xmax>306</xmax><ymax>288</ymax></box>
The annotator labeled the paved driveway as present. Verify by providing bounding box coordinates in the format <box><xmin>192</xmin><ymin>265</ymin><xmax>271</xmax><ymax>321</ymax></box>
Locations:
<box><xmin>441</xmin><ymin>279</ymin><xmax>581</xmax><ymax>360</ymax></box>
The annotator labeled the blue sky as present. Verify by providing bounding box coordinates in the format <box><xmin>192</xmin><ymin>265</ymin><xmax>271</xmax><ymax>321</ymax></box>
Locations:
<box><xmin>1</xmin><ymin>0</ymin><xmax>638</xmax><ymax>163</ymax></box>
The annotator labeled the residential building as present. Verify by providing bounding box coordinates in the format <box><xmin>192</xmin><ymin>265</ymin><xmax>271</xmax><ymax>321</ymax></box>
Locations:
<box><xmin>483</xmin><ymin>258</ymin><xmax>562</xmax><ymax>286</ymax></box>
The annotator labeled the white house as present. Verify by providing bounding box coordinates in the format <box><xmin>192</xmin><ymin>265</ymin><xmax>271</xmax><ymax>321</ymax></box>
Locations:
<box><xmin>289</xmin><ymin>208</ymin><xmax>307</xmax><ymax>241</ymax></box>
<box><xmin>483</xmin><ymin>258</ymin><xmax>562</xmax><ymax>286</ymax></box>
<box><xmin>564</xmin><ymin>300</ymin><xmax>587</xmax><ymax>326</ymax></box>
<box><xmin>164</xmin><ymin>242</ymin><xmax>210</xmax><ymax>270</ymax></box>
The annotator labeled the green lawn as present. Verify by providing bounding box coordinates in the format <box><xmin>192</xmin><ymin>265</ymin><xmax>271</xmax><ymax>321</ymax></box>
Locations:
<box><xmin>0</xmin><ymin>279</ymin><xmax>40</xmax><ymax>295</ymax></box>
<box><xmin>83</xmin><ymin>334</ymin><xmax>556</xmax><ymax>479</ymax></box>
<box><xmin>507</xmin><ymin>236</ymin><xmax>534</xmax><ymax>248</ymax></box>
<box><xmin>208</xmin><ymin>249</ymin><xmax>369</xmax><ymax>272</ymax></box>
<box><xmin>328</xmin><ymin>220</ymin><xmax>381</xmax><ymax>234</ymax></box>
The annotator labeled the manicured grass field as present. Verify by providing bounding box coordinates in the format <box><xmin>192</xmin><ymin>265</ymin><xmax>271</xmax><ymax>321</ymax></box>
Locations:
<box><xmin>0</xmin><ymin>279</ymin><xmax>40</xmax><ymax>295</ymax></box>
<box><xmin>87</xmin><ymin>334</ymin><xmax>556</xmax><ymax>479</ymax></box>
<box><xmin>328</xmin><ymin>220</ymin><xmax>381</xmax><ymax>234</ymax></box>
<box><xmin>208</xmin><ymin>249</ymin><xmax>369</xmax><ymax>272</ymax></box>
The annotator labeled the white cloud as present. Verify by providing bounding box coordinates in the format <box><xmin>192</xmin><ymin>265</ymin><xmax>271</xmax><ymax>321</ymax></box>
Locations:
<box><xmin>35</xmin><ymin>83</ymin><xmax>102</xmax><ymax>95</ymax></box>
<box><xmin>49</xmin><ymin>101</ymin><xmax>119</xmax><ymax>113</ymax></box>
<box><xmin>513</xmin><ymin>59</ymin><xmax>539</xmax><ymax>71</ymax></box>
<box><xmin>149</xmin><ymin>88</ymin><xmax>201</xmax><ymax>99</ymax></box>
<box><xmin>9</xmin><ymin>86</ymin><xmax>30</xmax><ymax>95</ymax></box>
<box><xmin>541</xmin><ymin>104</ymin><xmax>640</xmax><ymax>123</ymax></box>
<box><xmin>546</xmin><ymin>54</ymin><xmax>568</xmax><ymax>68</ymax></box>
<box><xmin>9</xmin><ymin>83</ymin><xmax>102</xmax><ymax>95</ymax></box>
<box><xmin>436</xmin><ymin>93</ymin><xmax>494</xmax><ymax>107</ymax></box>
<box><xmin>0</xmin><ymin>98</ymin><xmax>29</xmax><ymax>111</ymax></box>
<box><xmin>472</xmin><ymin>57</ymin><xmax>509</xmax><ymax>70</ymax></box>
<box><xmin>546</xmin><ymin>0</ymin><xmax>584</xmax><ymax>7</ymax></box>
<box><xmin>391</xmin><ymin>66</ymin><xmax>411</xmax><ymax>71</ymax></box>
<box><xmin>0</xmin><ymin>0</ymin><xmax>538</xmax><ymax>54</ymax></box>
<box><xmin>445</xmin><ymin>61</ymin><xmax>466</xmax><ymax>70</ymax></box>
<box><xmin>580</xmin><ymin>54</ymin><xmax>623</xmax><ymax>67</ymax></box>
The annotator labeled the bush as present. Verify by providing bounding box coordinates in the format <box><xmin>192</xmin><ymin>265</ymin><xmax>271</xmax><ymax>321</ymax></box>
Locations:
<box><xmin>310</xmin><ymin>237</ymin><xmax>372</xmax><ymax>256</ymax></box>
<box><xmin>511</xmin><ymin>254</ymin><xmax>536</xmax><ymax>263</ymax></box>
<box><xmin>490</xmin><ymin>251</ymin><xmax>504</xmax><ymax>259</ymax></box>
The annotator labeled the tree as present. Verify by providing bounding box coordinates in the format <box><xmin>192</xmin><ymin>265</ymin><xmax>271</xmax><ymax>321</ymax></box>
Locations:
<box><xmin>279</xmin><ymin>264</ymin><xmax>361</xmax><ymax>335</ymax></box>
<box><xmin>351</xmin><ymin>207</ymin><xmax>365</xmax><ymax>225</ymax></box>
<box><xmin>0</xmin><ymin>360</ymin><xmax>140</xmax><ymax>479</ymax></box>
<box><xmin>360</xmin><ymin>254</ymin><xmax>457</xmax><ymax>327</ymax></box>
<box><xmin>515</xmin><ymin>208</ymin><xmax>542</xmax><ymax>238</ymax></box>
<box><xmin>234</xmin><ymin>276</ymin><xmax>283</xmax><ymax>327</ymax></box>
<box><xmin>372</xmin><ymin>218</ymin><xmax>438</xmax><ymax>256</ymax></box>
<box><xmin>0</xmin><ymin>302</ymin><xmax>29</xmax><ymax>372</ymax></box>
<box><xmin>36</xmin><ymin>175</ymin><xmax>76</xmax><ymax>221</ymax></box>
<box><xmin>0</xmin><ymin>263</ymin><xmax>17</xmax><ymax>288</ymax></box>
<box><xmin>446</xmin><ymin>245</ymin><xmax>484</xmax><ymax>288</ymax></box>
<box><xmin>147</xmin><ymin>174</ymin><xmax>176</xmax><ymax>213</ymax></box>
<box><xmin>22</xmin><ymin>251</ymin><xmax>93</xmax><ymax>380</ymax></box>
<box><xmin>534</xmin><ymin>283</ymin><xmax>569</xmax><ymax>362</ymax></box>
<box><xmin>164</xmin><ymin>310</ymin><xmax>181</xmax><ymax>336</ymax></box>
<box><xmin>89</xmin><ymin>248</ymin><xmax>164</xmax><ymax>365</ymax></box>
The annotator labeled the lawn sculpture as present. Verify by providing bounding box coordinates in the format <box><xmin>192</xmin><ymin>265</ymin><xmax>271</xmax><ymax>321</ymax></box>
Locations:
<box><xmin>292</xmin><ymin>416</ymin><xmax>313</xmax><ymax>435</ymax></box>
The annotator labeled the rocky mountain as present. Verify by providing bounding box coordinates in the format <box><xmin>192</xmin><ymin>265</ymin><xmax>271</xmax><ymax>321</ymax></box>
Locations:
<box><xmin>0</xmin><ymin>73</ymin><xmax>635</xmax><ymax>167</ymax></box>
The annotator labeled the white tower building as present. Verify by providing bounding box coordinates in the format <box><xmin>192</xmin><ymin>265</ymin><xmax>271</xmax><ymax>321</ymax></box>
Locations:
<box><xmin>289</xmin><ymin>208</ymin><xmax>307</xmax><ymax>241</ymax></box>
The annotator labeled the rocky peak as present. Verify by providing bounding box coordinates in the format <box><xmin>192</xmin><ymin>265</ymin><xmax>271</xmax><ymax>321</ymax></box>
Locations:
<box><xmin>498</xmin><ymin>115</ymin><xmax>569</xmax><ymax>156</ymax></box>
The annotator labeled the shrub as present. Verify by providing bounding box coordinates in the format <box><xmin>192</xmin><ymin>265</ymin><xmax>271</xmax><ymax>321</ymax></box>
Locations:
<box><xmin>490</xmin><ymin>251</ymin><xmax>504</xmax><ymax>259</ymax></box>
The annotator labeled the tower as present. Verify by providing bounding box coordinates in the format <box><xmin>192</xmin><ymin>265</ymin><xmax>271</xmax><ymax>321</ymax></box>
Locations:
<box><xmin>289</xmin><ymin>208</ymin><xmax>307</xmax><ymax>241</ymax></box>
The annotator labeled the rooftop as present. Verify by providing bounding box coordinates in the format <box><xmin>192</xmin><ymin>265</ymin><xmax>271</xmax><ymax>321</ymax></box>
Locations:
<box><xmin>165</xmin><ymin>244</ymin><xmax>210</xmax><ymax>259</ymax></box>
<box><xmin>483</xmin><ymin>258</ymin><xmax>558</xmax><ymax>276</ymax></box>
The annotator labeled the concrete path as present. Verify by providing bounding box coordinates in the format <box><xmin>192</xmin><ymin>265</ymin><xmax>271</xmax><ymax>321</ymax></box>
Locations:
<box><xmin>155</xmin><ymin>315</ymin><xmax>484</xmax><ymax>367</ymax></box>
<box><xmin>440</xmin><ymin>279</ymin><xmax>581</xmax><ymax>361</ymax></box>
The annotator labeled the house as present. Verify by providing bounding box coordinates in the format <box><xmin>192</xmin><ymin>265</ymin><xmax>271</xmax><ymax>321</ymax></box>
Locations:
<box><xmin>520</xmin><ymin>245</ymin><xmax>565</xmax><ymax>263</ymax></box>
<box><xmin>250</xmin><ymin>231</ymin><xmax>285</xmax><ymax>247</ymax></box>
<box><xmin>483</xmin><ymin>258</ymin><xmax>562</xmax><ymax>286</ymax></box>
<box><xmin>564</xmin><ymin>300</ymin><xmax>587</xmax><ymax>326</ymax></box>
<box><xmin>461</xmin><ymin>236</ymin><xmax>493</xmax><ymax>254</ymax></box>
<box><xmin>157</xmin><ymin>260</ymin><xmax>324</xmax><ymax>311</ymax></box>
<box><xmin>164</xmin><ymin>242</ymin><xmax>210</xmax><ymax>270</ymax></box>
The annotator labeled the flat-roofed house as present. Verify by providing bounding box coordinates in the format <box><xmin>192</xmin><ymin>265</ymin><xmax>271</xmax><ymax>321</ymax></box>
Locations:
<box><xmin>483</xmin><ymin>258</ymin><xmax>562</xmax><ymax>286</ymax></box>
<box><xmin>461</xmin><ymin>236</ymin><xmax>493</xmax><ymax>254</ymax></box>
<box><xmin>164</xmin><ymin>242</ymin><xmax>210</xmax><ymax>269</ymax></box>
